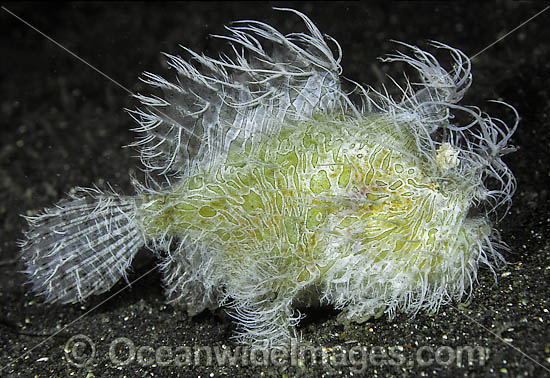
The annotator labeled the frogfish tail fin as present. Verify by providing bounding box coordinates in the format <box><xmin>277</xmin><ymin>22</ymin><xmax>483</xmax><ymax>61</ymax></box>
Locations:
<box><xmin>19</xmin><ymin>187</ymin><xmax>145</xmax><ymax>304</ymax></box>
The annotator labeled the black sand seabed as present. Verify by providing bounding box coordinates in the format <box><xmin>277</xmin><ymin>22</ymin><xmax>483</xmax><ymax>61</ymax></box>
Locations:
<box><xmin>1</xmin><ymin>2</ymin><xmax>549</xmax><ymax>377</ymax></box>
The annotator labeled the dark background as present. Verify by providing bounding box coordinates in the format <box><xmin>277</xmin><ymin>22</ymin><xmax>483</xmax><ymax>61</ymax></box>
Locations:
<box><xmin>1</xmin><ymin>2</ymin><xmax>549</xmax><ymax>377</ymax></box>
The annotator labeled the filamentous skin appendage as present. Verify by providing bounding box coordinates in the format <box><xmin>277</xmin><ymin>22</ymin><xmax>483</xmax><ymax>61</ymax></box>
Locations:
<box><xmin>19</xmin><ymin>9</ymin><xmax>517</xmax><ymax>347</ymax></box>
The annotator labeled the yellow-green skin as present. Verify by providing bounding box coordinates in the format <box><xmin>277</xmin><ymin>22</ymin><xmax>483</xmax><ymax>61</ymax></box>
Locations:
<box><xmin>138</xmin><ymin>113</ymin><xmax>489</xmax><ymax>325</ymax></box>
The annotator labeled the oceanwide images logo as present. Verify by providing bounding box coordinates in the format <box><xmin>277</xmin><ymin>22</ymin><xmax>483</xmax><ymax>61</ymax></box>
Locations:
<box><xmin>64</xmin><ymin>334</ymin><xmax>490</xmax><ymax>372</ymax></box>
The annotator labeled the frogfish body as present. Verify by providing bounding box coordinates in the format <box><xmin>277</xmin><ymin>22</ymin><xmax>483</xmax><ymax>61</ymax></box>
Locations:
<box><xmin>20</xmin><ymin>9</ymin><xmax>517</xmax><ymax>347</ymax></box>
